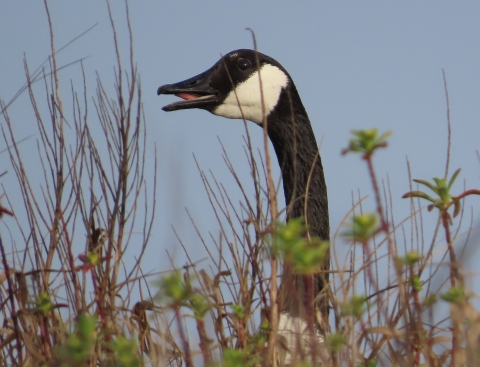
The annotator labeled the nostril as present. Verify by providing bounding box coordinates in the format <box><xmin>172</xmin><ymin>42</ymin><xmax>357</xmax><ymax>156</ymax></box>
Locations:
<box><xmin>186</xmin><ymin>80</ymin><xmax>197</xmax><ymax>86</ymax></box>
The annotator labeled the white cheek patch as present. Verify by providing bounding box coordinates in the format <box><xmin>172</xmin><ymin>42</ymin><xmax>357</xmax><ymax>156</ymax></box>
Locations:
<box><xmin>213</xmin><ymin>64</ymin><xmax>289</xmax><ymax>125</ymax></box>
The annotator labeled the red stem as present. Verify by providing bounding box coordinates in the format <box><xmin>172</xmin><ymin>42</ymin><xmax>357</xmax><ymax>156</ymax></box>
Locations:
<box><xmin>0</xmin><ymin>236</ymin><xmax>23</xmax><ymax>364</ymax></box>
<box><xmin>365</xmin><ymin>155</ymin><xmax>388</xmax><ymax>231</ymax></box>
<box><xmin>175</xmin><ymin>307</ymin><xmax>193</xmax><ymax>367</ymax></box>
<box><xmin>441</xmin><ymin>212</ymin><xmax>457</xmax><ymax>367</ymax></box>
<box><xmin>410</xmin><ymin>266</ymin><xmax>422</xmax><ymax>367</ymax></box>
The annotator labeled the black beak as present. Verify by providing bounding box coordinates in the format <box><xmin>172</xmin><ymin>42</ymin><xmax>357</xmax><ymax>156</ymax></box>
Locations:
<box><xmin>157</xmin><ymin>66</ymin><xmax>219</xmax><ymax>112</ymax></box>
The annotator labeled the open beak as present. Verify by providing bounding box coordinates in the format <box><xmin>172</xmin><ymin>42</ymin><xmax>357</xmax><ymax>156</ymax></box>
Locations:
<box><xmin>157</xmin><ymin>66</ymin><xmax>219</xmax><ymax>112</ymax></box>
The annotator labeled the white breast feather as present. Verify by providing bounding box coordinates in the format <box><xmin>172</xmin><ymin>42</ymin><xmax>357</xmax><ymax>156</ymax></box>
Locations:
<box><xmin>277</xmin><ymin>313</ymin><xmax>325</xmax><ymax>365</ymax></box>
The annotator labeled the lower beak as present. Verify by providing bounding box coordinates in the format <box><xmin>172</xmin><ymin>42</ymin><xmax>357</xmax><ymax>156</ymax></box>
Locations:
<box><xmin>157</xmin><ymin>66</ymin><xmax>219</xmax><ymax>112</ymax></box>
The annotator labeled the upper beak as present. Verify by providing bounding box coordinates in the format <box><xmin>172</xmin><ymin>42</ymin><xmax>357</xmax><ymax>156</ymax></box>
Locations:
<box><xmin>157</xmin><ymin>66</ymin><xmax>219</xmax><ymax>112</ymax></box>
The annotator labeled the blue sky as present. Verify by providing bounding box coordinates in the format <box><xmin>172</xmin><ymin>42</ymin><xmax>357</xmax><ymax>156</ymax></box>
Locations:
<box><xmin>1</xmin><ymin>2</ymin><xmax>480</xmax><ymax>292</ymax></box>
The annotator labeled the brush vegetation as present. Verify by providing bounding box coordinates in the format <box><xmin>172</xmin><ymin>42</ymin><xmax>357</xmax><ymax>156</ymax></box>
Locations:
<box><xmin>1</xmin><ymin>3</ymin><xmax>479</xmax><ymax>367</ymax></box>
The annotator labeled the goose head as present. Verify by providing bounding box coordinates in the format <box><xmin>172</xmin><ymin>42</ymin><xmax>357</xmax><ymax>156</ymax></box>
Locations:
<box><xmin>157</xmin><ymin>49</ymin><xmax>291</xmax><ymax>125</ymax></box>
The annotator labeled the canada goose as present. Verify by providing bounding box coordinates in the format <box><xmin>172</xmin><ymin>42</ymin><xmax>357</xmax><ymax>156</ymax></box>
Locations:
<box><xmin>157</xmin><ymin>49</ymin><xmax>330</xmax><ymax>359</ymax></box>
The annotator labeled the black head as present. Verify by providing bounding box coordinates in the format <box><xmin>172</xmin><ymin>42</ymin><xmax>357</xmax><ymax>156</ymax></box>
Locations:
<box><xmin>157</xmin><ymin>49</ymin><xmax>292</xmax><ymax>124</ymax></box>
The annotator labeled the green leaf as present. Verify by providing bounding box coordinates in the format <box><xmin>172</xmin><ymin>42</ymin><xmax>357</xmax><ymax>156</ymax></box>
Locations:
<box><xmin>273</xmin><ymin>218</ymin><xmax>330</xmax><ymax>273</ymax></box>
<box><xmin>413</xmin><ymin>179</ymin><xmax>438</xmax><ymax>194</ymax></box>
<box><xmin>402</xmin><ymin>191</ymin><xmax>435</xmax><ymax>202</ymax></box>
<box><xmin>441</xmin><ymin>286</ymin><xmax>468</xmax><ymax>304</ymax></box>
<box><xmin>343</xmin><ymin>213</ymin><xmax>379</xmax><ymax>243</ymax></box>
<box><xmin>359</xmin><ymin>359</ymin><xmax>378</xmax><ymax>367</ymax></box>
<box><xmin>230</xmin><ymin>303</ymin><xmax>246</xmax><ymax>319</ymax></box>
<box><xmin>54</xmin><ymin>314</ymin><xmax>97</xmax><ymax>366</ymax></box>
<box><xmin>35</xmin><ymin>292</ymin><xmax>54</xmax><ymax>315</ymax></box>
<box><xmin>341</xmin><ymin>295</ymin><xmax>367</xmax><ymax>318</ymax></box>
<box><xmin>448</xmin><ymin>168</ymin><xmax>462</xmax><ymax>191</ymax></box>
<box><xmin>405</xmin><ymin>168</ymin><xmax>465</xmax><ymax>221</ymax></box>
<box><xmin>222</xmin><ymin>347</ymin><xmax>260</xmax><ymax>367</ymax></box>
<box><xmin>107</xmin><ymin>335</ymin><xmax>142</xmax><ymax>367</ymax></box>
<box><xmin>453</xmin><ymin>198</ymin><xmax>462</xmax><ymax>218</ymax></box>
<box><xmin>342</xmin><ymin>129</ymin><xmax>392</xmax><ymax>157</ymax></box>
<box><xmin>404</xmin><ymin>251</ymin><xmax>423</xmax><ymax>266</ymax></box>
<box><xmin>410</xmin><ymin>274</ymin><xmax>422</xmax><ymax>292</ymax></box>
<box><xmin>424</xmin><ymin>294</ymin><xmax>437</xmax><ymax>306</ymax></box>
<box><xmin>157</xmin><ymin>271</ymin><xmax>192</xmax><ymax>306</ymax></box>
<box><xmin>191</xmin><ymin>294</ymin><xmax>209</xmax><ymax>320</ymax></box>
<box><xmin>326</xmin><ymin>332</ymin><xmax>344</xmax><ymax>353</ymax></box>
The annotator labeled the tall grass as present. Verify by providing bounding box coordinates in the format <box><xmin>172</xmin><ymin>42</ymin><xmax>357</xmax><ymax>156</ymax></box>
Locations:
<box><xmin>1</xmin><ymin>2</ymin><xmax>479</xmax><ymax>367</ymax></box>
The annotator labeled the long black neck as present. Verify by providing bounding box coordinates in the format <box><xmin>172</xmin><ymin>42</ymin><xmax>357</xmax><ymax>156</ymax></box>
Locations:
<box><xmin>266</xmin><ymin>85</ymin><xmax>330</xmax><ymax>327</ymax></box>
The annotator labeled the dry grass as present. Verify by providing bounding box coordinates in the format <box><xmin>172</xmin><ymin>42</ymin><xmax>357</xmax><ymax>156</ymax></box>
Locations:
<box><xmin>1</xmin><ymin>2</ymin><xmax>480</xmax><ymax>367</ymax></box>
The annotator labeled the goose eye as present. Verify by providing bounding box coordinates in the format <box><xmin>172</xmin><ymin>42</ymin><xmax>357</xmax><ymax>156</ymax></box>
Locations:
<box><xmin>237</xmin><ymin>59</ymin><xmax>251</xmax><ymax>71</ymax></box>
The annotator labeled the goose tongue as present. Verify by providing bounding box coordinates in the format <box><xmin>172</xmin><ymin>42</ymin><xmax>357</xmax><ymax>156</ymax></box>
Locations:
<box><xmin>175</xmin><ymin>93</ymin><xmax>200</xmax><ymax>101</ymax></box>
